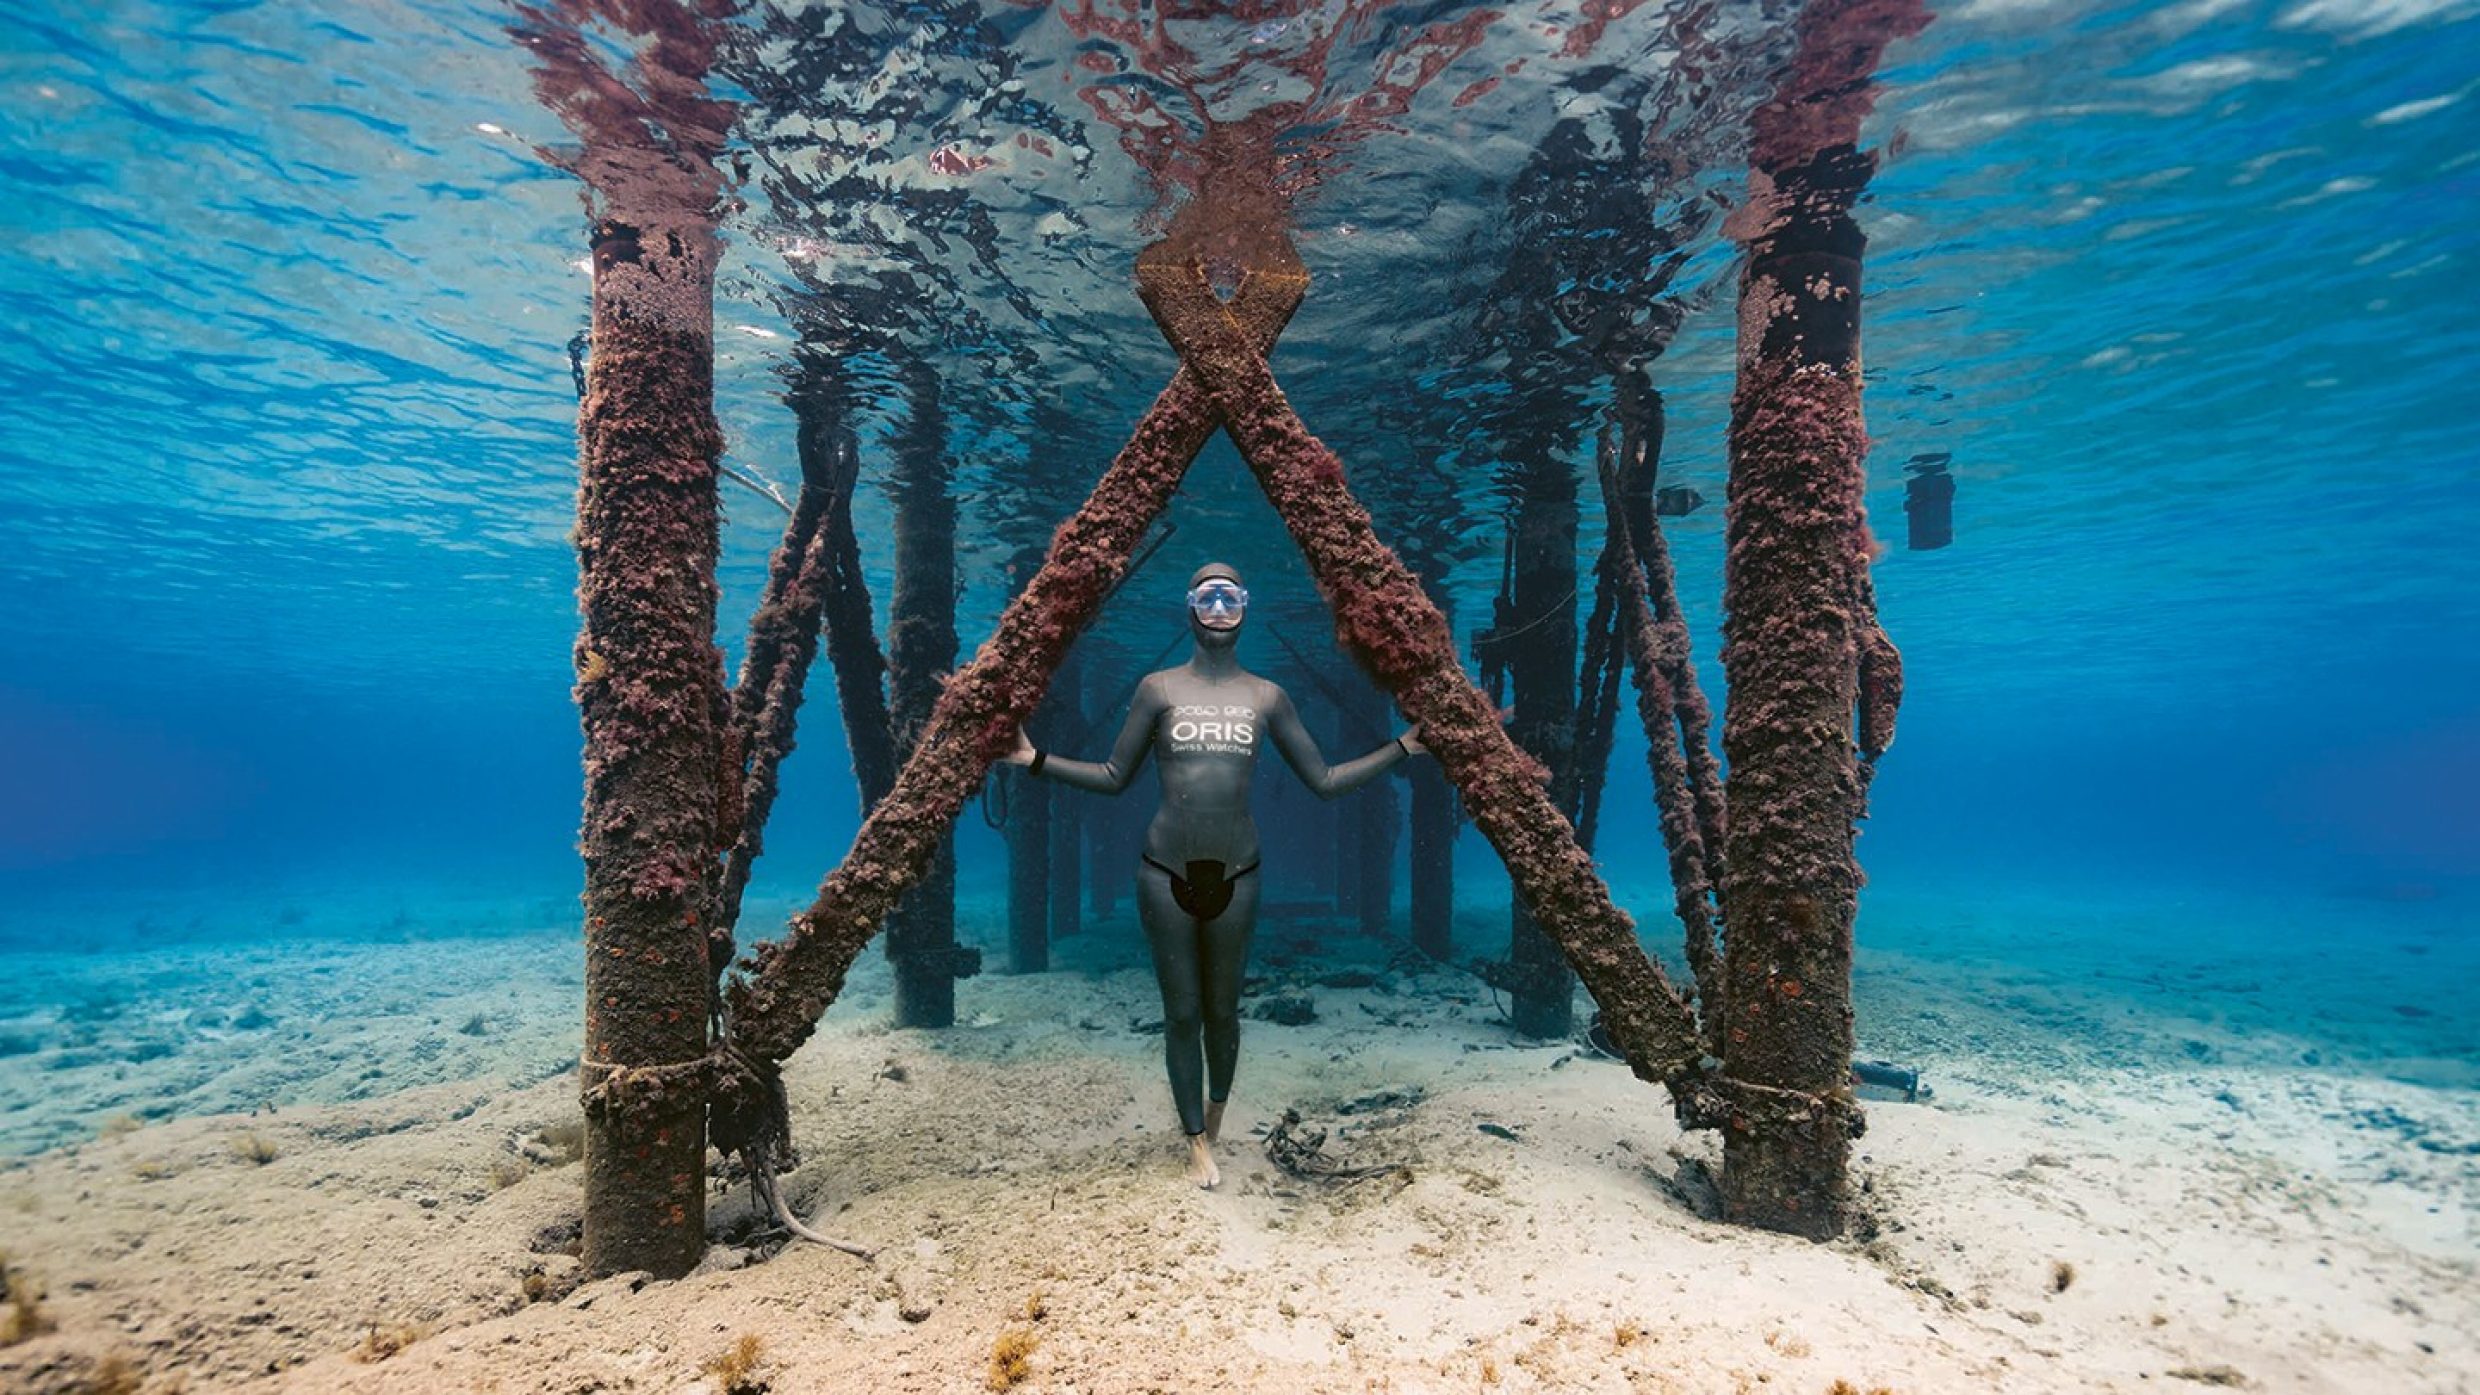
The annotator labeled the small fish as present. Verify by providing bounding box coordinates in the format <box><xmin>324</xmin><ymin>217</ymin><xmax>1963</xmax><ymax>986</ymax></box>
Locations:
<box><xmin>1654</xmin><ymin>485</ymin><xmax>1703</xmax><ymax>517</ymax></box>
<box><xmin>1477</xmin><ymin>1121</ymin><xmax>1522</xmax><ymax>1141</ymax></box>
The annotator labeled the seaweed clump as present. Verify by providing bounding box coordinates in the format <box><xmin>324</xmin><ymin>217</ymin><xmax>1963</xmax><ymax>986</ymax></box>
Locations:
<box><xmin>351</xmin><ymin>1321</ymin><xmax>430</xmax><ymax>1363</ymax></box>
<box><xmin>987</xmin><ymin>1327</ymin><xmax>1039</xmax><ymax>1390</ymax></box>
<box><xmin>2</xmin><ymin>1252</ymin><xmax>55</xmax><ymax>1346</ymax></box>
<box><xmin>83</xmin><ymin>1354</ymin><xmax>146</xmax><ymax>1394</ymax></box>
<box><xmin>702</xmin><ymin>1332</ymin><xmax>770</xmax><ymax>1394</ymax></box>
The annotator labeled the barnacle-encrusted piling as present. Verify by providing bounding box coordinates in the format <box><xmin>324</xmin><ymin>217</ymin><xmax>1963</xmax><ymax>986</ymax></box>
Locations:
<box><xmin>1715</xmin><ymin>0</ymin><xmax>1924</xmax><ymax>1239</ymax></box>
<box><xmin>518</xmin><ymin>0</ymin><xmax>736</xmax><ymax>1280</ymax></box>
<box><xmin>886</xmin><ymin>361</ymin><xmax>970</xmax><ymax>1026</ymax></box>
<box><xmin>1599</xmin><ymin>428</ymin><xmax>1724</xmax><ymax>1050</ymax></box>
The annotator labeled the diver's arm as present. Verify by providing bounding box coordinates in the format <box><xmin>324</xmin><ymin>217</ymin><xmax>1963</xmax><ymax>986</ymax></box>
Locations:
<box><xmin>1029</xmin><ymin>675</ymin><xmax>1162</xmax><ymax>795</ymax></box>
<box><xmin>1264</xmin><ymin>685</ymin><xmax>1410</xmax><ymax>800</ymax></box>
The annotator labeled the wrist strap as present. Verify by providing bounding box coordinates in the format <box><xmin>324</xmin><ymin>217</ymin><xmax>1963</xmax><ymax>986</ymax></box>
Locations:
<box><xmin>1029</xmin><ymin>748</ymin><xmax>1047</xmax><ymax>777</ymax></box>
<box><xmin>1392</xmin><ymin>735</ymin><xmax>1408</xmax><ymax>756</ymax></box>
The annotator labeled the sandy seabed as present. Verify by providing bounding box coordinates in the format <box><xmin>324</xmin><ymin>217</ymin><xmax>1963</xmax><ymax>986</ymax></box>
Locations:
<box><xmin>0</xmin><ymin>889</ymin><xmax>2473</xmax><ymax>1395</ymax></box>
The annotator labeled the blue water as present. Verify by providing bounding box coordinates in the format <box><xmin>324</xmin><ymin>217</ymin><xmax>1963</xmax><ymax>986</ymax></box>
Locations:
<box><xmin>0</xmin><ymin>0</ymin><xmax>2474</xmax><ymax>1116</ymax></box>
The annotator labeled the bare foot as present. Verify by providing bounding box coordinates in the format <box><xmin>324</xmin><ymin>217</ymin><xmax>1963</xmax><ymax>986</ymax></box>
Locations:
<box><xmin>1203</xmin><ymin>1098</ymin><xmax>1228</xmax><ymax>1145</ymax></box>
<box><xmin>1185</xmin><ymin>1133</ymin><xmax>1220</xmax><ymax>1190</ymax></box>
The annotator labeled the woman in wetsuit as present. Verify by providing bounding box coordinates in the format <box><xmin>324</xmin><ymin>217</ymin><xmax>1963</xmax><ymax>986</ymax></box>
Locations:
<box><xmin>1006</xmin><ymin>562</ymin><xmax>1424</xmax><ymax>1189</ymax></box>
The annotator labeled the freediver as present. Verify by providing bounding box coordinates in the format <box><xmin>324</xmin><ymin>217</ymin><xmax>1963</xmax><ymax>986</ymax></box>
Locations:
<box><xmin>1006</xmin><ymin>562</ymin><xmax>1425</xmax><ymax>1189</ymax></box>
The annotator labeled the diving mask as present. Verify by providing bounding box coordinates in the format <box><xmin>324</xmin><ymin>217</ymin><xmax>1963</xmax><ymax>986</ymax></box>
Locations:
<box><xmin>1187</xmin><ymin>579</ymin><xmax>1249</xmax><ymax>621</ymax></box>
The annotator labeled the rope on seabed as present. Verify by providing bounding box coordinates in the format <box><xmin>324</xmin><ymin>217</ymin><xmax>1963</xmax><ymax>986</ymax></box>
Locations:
<box><xmin>581</xmin><ymin>1044</ymin><xmax>880</xmax><ymax>1262</ymax></box>
<box><xmin>752</xmin><ymin>1166</ymin><xmax>877</xmax><ymax>1261</ymax></box>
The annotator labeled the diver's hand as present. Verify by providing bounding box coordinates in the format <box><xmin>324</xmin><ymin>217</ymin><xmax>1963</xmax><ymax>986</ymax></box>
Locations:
<box><xmin>1004</xmin><ymin>728</ymin><xmax>1037</xmax><ymax>767</ymax></box>
<box><xmin>1396</xmin><ymin>727</ymin><xmax>1427</xmax><ymax>757</ymax></box>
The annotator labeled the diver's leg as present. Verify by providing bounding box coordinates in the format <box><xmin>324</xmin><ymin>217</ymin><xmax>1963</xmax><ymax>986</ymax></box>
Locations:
<box><xmin>1138</xmin><ymin>864</ymin><xmax>1217</xmax><ymax>1188</ymax></box>
<box><xmin>1198</xmin><ymin>870</ymin><xmax>1262</xmax><ymax>1145</ymax></box>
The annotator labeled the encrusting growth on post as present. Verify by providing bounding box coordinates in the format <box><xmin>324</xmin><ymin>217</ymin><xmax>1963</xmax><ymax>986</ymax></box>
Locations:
<box><xmin>1598</xmin><ymin>433</ymin><xmax>1727</xmax><ymax>1054</ymax></box>
<box><xmin>516</xmin><ymin>0</ymin><xmax>738</xmax><ymax>1281</ymax></box>
<box><xmin>885</xmin><ymin>360</ymin><xmax>972</xmax><ymax>1027</ymax></box>
<box><xmin>1713</xmin><ymin>0</ymin><xmax>1924</xmax><ymax>1239</ymax></box>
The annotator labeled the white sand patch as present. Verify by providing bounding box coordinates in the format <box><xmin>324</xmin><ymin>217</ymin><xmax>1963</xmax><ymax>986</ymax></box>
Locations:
<box><xmin>0</xmin><ymin>903</ymin><xmax>2470</xmax><ymax>1393</ymax></box>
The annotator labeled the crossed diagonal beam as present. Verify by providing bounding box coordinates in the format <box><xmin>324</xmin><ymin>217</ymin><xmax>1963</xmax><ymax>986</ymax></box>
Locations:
<box><xmin>715</xmin><ymin>225</ymin><xmax>1718</xmax><ymax>1169</ymax></box>
<box><xmin>1133</xmin><ymin>238</ymin><xmax>1710</xmax><ymax>1103</ymax></box>
<box><xmin>713</xmin><ymin>259</ymin><xmax>1307</xmax><ymax>1099</ymax></box>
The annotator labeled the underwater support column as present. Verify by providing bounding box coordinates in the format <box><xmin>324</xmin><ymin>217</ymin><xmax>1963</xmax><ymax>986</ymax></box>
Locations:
<box><xmin>1006</xmin><ymin>770</ymin><xmax>1051</xmax><ymax>971</ymax></box>
<box><xmin>1600</xmin><ymin>442</ymin><xmax>1725</xmax><ymax>1046</ymax></box>
<box><xmin>1504</xmin><ymin>429</ymin><xmax>1583</xmax><ymax>1037</ymax></box>
<box><xmin>1615</xmin><ymin>379</ymin><xmax>1727</xmax><ymax>888</ymax></box>
<box><xmin>572</xmin><ymin>215</ymin><xmax>726</xmax><ymax>1282</ymax></box>
<box><xmin>1355</xmin><ymin>683</ymin><xmax>1399</xmax><ymax>937</ymax></box>
<box><xmin>1715</xmin><ymin>0</ymin><xmax>1926</xmax><ymax>1240</ymax></box>
<box><xmin>1408</xmin><ymin>585</ymin><xmax>1457</xmax><ymax>959</ymax></box>
<box><xmin>886</xmin><ymin>362</ymin><xmax>968</xmax><ymax>1028</ymax></box>
<box><xmin>518</xmin><ymin>0</ymin><xmax>736</xmax><ymax>1282</ymax></box>
<box><xmin>1047</xmin><ymin>652</ymin><xmax>1085</xmax><ymax>939</ymax></box>
<box><xmin>1333</xmin><ymin>703</ymin><xmax>1363</xmax><ymax>920</ymax></box>
<box><xmin>803</xmin><ymin>407</ymin><xmax>899</xmax><ymax>818</ymax></box>
<box><xmin>1135</xmin><ymin>245</ymin><xmax>1711</xmax><ymax>1100</ymax></box>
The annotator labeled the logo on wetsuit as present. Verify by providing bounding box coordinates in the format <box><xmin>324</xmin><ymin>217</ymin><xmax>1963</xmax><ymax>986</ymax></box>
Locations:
<box><xmin>1167</xmin><ymin>704</ymin><xmax>1256</xmax><ymax>755</ymax></box>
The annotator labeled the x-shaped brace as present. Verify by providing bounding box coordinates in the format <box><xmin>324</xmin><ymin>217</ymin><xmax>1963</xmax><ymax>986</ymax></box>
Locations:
<box><xmin>1137</xmin><ymin>238</ymin><xmax>1712</xmax><ymax>1103</ymax></box>
<box><xmin>719</xmin><ymin>230</ymin><xmax>1712</xmax><ymax>1153</ymax></box>
<box><xmin>718</xmin><ymin>241</ymin><xmax>1307</xmax><ymax>1081</ymax></box>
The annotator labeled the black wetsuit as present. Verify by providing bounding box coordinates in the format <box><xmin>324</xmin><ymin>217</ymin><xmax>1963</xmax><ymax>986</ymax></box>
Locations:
<box><xmin>1035</xmin><ymin>661</ymin><xmax>1407</xmax><ymax>1135</ymax></box>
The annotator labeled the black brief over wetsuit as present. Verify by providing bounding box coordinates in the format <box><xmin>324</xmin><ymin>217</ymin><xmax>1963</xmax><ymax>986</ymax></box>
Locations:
<box><xmin>1034</xmin><ymin>662</ymin><xmax>1407</xmax><ymax>1136</ymax></box>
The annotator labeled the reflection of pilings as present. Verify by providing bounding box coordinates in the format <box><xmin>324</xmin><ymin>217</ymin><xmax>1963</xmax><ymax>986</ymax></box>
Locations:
<box><xmin>886</xmin><ymin>362</ymin><xmax>966</xmax><ymax>1028</ymax></box>
<box><xmin>1407</xmin><ymin>588</ymin><xmax>1456</xmax><ymax>959</ymax></box>
<box><xmin>1716</xmin><ymin>0</ymin><xmax>1924</xmax><ymax>1241</ymax></box>
<box><xmin>518</xmin><ymin>0</ymin><xmax>735</xmax><ymax>1283</ymax></box>
<box><xmin>1505</xmin><ymin>435</ymin><xmax>1581</xmax><ymax>1039</ymax></box>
